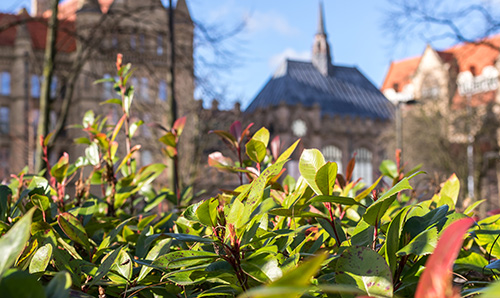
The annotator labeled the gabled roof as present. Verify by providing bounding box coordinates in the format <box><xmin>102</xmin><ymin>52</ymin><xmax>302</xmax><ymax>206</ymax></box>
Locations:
<box><xmin>246</xmin><ymin>59</ymin><xmax>393</xmax><ymax>120</ymax></box>
<box><xmin>0</xmin><ymin>12</ymin><xmax>76</xmax><ymax>52</ymax></box>
<box><xmin>382</xmin><ymin>35</ymin><xmax>500</xmax><ymax>92</ymax></box>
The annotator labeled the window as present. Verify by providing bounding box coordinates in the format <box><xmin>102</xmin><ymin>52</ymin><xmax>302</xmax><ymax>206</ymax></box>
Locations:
<box><xmin>112</xmin><ymin>35</ymin><xmax>118</xmax><ymax>48</ymax></box>
<box><xmin>322</xmin><ymin>145</ymin><xmax>343</xmax><ymax>173</ymax></box>
<box><xmin>0</xmin><ymin>147</ymin><xmax>9</xmax><ymax>180</ymax></box>
<box><xmin>103</xmin><ymin>74</ymin><xmax>113</xmax><ymax>99</ymax></box>
<box><xmin>159</xmin><ymin>80</ymin><xmax>167</xmax><ymax>101</ymax></box>
<box><xmin>0</xmin><ymin>107</ymin><xmax>9</xmax><ymax>134</ymax></box>
<box><xmin>141</xmin><ymin>77</ymin><xmax>149</xmax><ymax>101</ymax></box>
<box><xmin>50</xmin><ymin>76</ymin><xmax>58</xmax><ymax>99</ymax></box>
<box><xmin>1</xmin><ymin>72</ymin><xmax>10</xmax><ymax>95</ymax></box>
<box><xmin>352</xmin><ymin>148</ymin><xmax>373</xmax><ymax>185</ymax></box>
<box><xmin>157</xmin><ymin>34</ymin><xmax>164</xmax><ymax>55</ymax></box>
<box><xmin>130</xmin><ymin>33</ymin><xmax>136</xmax><ymax>50</ymax></box>
<box><xmin>31</xmin><ymin>75</ymin><xmax>40</xmax><ymax>97</ymax></box>
<box><xmin>139</xmin><ymin>33</ymin><xmax>145</xmax><ymax>53</ymax></box>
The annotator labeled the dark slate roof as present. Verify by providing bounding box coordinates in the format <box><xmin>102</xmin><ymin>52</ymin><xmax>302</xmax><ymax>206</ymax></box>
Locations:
<box><xmin>246</xmin><ymin>59</ymin><xmax>394</xmax><ymax>120</ymax></box>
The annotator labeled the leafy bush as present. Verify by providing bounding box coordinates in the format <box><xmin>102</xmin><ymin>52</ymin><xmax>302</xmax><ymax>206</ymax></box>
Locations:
<box><xmin>1</xmin><ymin>57</ymin><xmax>500</xmax><ymax>298</ymax></box>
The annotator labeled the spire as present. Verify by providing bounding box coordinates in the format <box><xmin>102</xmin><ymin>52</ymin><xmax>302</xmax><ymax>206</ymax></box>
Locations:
<box><xmin>317</xmin><ymin>1</ymin><xmax>326</xmax><ymax>35</ymax></box>
<box><xmin>176</xmin><ymin>0</ymin><xmax>192</xmax><ymax>23</ymax></box>
<box><xmin>311</xmin><ymin>1</ymin><xmax>332</xmax><ymax>76</ymax></box>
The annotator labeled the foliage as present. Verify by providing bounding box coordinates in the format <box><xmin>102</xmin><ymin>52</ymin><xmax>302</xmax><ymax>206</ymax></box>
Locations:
<box><xmin>1</xmin><ymin>58</ymin><xmax>500</xmax><ymax>298</ymax></box>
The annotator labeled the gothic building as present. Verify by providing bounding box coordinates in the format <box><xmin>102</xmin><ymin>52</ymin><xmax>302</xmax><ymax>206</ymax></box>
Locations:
<box><xmin>0</xmin><ymin>0</ymin><xmax>197</xmax><ymax>183</ymax></box>
<box><xmin>244</xmin><ymin>3</ymin><xmax>393</xmax><ymax>185</ymax></box>
<box><xmin>382</xmin><ymin>36</ymin><xmax>500</xmax><ymax>210</ymax></box>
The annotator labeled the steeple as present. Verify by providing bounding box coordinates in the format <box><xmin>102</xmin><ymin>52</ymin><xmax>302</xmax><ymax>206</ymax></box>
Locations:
<box><xmin>311</xmin><ymin>1</ymin><xmax>332</xmax><ymax>76</ymax></box>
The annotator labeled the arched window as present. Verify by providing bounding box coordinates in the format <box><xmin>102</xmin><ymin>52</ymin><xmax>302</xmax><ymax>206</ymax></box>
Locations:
<box><xmin>322</xmin><ymin>145</ymin><xmax>343</xmax><ymax>173</ymax></box>
<box><xmin>352</xmin><ymin>147</ymin><xmax>373</xmax><ymax>185</ymax></box>
<box><xmin>141</xmin><ymin>77</ymin><xmax>150</xmax><ymax>101</ymax></box>
<box><xmin>103</xmin><ymin>74</ymin><xmax>113</xmax><ymax>99</ymax></box>
<box><xmin>159</xmin><ymin>80</ymin><xmax>167</xmax><ymax>101</ymax></box>
<box><xmin>1</xmin><ymin>72</ymin><xmax>10</xmax><ymax>95</ymax></box>
<box><xmin>0</xmin><ymin>107</ymin><xmax>9</xmax><ymax>134</ymax></box>
<box><xmin>157</xmin><ymin>34</ymin><xmax>164</xmax><ymax>55</ymax></box>
<box><xmin>50</xmin><ymin>76</ymin><xmax>58</xmax><ymax>99</ymax></box>
<box><xmin>31</xmin><ymin>75</ymin><xmax>40</xmax><ymax>97</ymax></box>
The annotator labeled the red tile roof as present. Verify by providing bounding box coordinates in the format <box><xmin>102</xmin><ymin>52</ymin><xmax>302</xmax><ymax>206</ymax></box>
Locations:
<box><xmin>0</xmin><ymin>11</ymin><xmax>76</xmax><ymax>53</ymax></box>
<box><xmin>381</xmin><ymin>56</ymin><xmax>420</xmax><ymax>92</ymax></box>
<box><xmin>43</xmin><ymin>0</ymin><xmax>113</xmax><ymax>21</ymax></box>
<box><xmin>381</xmin><ymin>35</ymin><xmax>500</xmax><ymax>92</ymax></box>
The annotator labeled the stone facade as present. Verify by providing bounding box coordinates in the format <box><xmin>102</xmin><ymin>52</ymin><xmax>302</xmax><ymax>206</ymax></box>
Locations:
<box><xmin>382</xmin><ymin>36</ymin><xmax>500</xmax><ymax>211</ymax></box>
<box><xmin>0</xmin><ymin>0</ymin><xmax>197</xmax><ymax>185</ymax></box>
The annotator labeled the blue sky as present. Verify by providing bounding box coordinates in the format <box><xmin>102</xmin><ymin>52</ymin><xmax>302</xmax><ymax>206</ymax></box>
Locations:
<box><xmin>0</xmin><ymin>0</ymin><xmax>462</xmax><ymax>108</ymax></box>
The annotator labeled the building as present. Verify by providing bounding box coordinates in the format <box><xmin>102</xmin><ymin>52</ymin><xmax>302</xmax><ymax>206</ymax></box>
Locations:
<box><xmin>382</xmin><ymin>35</ymin><xmax>500</xmax><ymax>210</ymax></box>
<box><xmin>0</xmin><ymin>0</ymin><xmax>197</xmax><ymax>184</ymax></box>
<box><xmin>243</xmin><ymin>3</ymin><xmax>393</xmax><ymax>185</ymax></box>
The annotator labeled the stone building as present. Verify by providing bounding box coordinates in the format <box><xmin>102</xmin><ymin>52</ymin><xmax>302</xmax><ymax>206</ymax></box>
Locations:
<box><xmin>382</xmin><ymin>35</ymin><xmax>500</xmax><ymax>210</ymax></box>
<box><xmin>244</xmin><ymin>3</ymin><xmax>393</xmax><ymax>185</ymax></box>
<box><xmin>0</xmin><ymin>0</ymin><xmax>197</xmax><ymax>184</ymax></box>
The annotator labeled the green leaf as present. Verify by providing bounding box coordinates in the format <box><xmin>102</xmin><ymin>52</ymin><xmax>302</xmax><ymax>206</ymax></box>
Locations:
<box><xmin>437</xmin><ymin>174</ymin><xmax>460</xmax><ymax>208</ymax></box>
<box><xmin>31</xmin><ymin>194</ymin><xmax>50</xmax><ymax>211</ymax></box>
<box><xmin>276</xmin><ymin>139</ymin><xmax>300</xmax><ymax>164</ymax></box>
<box><xmin>252</xmin><ymin>127</ymin><xmax>270</xmax><ymax>147</ymax></box>
<box><xmin>0</xmin><ymin>186</ymin><xmax>11</xmax><ymax>222</ymax></box>
<box><xmin>397</xmin><ymin>227</ymin><xmax>438</xmax><ymax>256</ymax></box>
<box><xmin>335</xmin><ymin>246</ymin><xmax>393</xmax><ymax>297</ymax></box>
<box><xmin>199</xmin><ymin>285</ymin><xmax>239</xmax><ymax>297</ymax></box>
<box><xmin>227</xmin><ymin>198</ymin><xmax>246</xmax><ymax>229</ymax></box>
<box><xmin>57</xmin><ymin>213</ymin><xmax>91</xmax><ymax>252</ymax></box>
<box><xmin>45</xmin><ymin>271</ymin><xmax>72</xmax><ymax>298</ymax></box>
<box><xmin>246</xmin><ymin>159</ymin><xmax>287</xmax><ymax>211</ymax></box>
<box><xmin>0</xmin><ymin>208</ymin><xmax>35</xmax><ymax>279</ymax></box>
<box><xmin>0</xmin><ymin>270</ymin><xmax>45</xmax><ymax>298</ymax></box>
<box><xmin>363</xmin><ymin>178</ymin><xmax>412</xmax><ymax>226</ymax></box>
<box><xmin>196</xmin><ymin>197</ymin><xmax>218</xmax><ymax>227</ymax></box>
<box><xmin>403</xmin><ymin>205</ymin><xmax>448</xmax><ymax>239</ymax></box>
<box><xmin>464</xmin><ymin>199</ymin><xmax>486</xmax><ymax>217</ymax></box>
<box><xmin>315</xmin><ymin>162</ymin><xmax>337</xmax><ymax>196</ymax></box>
<box><xmin>82</xmin><ymin>110</ymin><xmax>95</xmax><ymax>128</ymax></box>
<box><xmin>480</xmin><ymin>280</ymin><xmax>500</xmax><ymax>298</ymax></box>
<box><xmin>246</xmin><ymin>139</ymin><xmax>267</xmax><ymax>164</ymax></box>
<box><xmin>318</xmin><ymin>217</ymin><xmax>346</xmax><ymax>244</ymax></box>
<box><xmin>50</xmin><ymin>153</ymin><xmax>69</xmax><ymax>184</ymax></box>
<box><xmin>137</xmin><ymin>238</ymin><xmax>171</xmax><ymax>281</ymax></box>
<box><xmin>163</xmin><ymin>233</ymin><xmax>214</xmax><ymax>243</ymax></box>
<box><xmin>123</xmin><ymin>85</ymin><xmax>134</xmax><ymax>115</ymax></box>
<box><xmin>129</xmin><ymin>120</ymin><xmax>144</xmax><ymax>138</ymax></box>
<box><xmin>159</xmin><ymin>132</ymin><xmax>177</xmax><ymax>147</ymax></box>
<box><xmin>299</xmin><ymin>149</ymin><xmax>326</xmax><ymax>195</ymax></box>
<box><xmin>385</xmin><ymin>207</ymin><xmax>410</xmax><ymax>274</ymax></box>
<box><xmin>354</xmin><ymin>176</ymin><xmax>382</xmax><ymax>202</ymax></box>
<box><xmin>152</xmin><ymin>250</ymin><xmax>218</xmax><ymax>270</ymax></box>
<box><xmin>310</xmin><ymin>195</ymin><xmax>361</xmax><ymax>206</ymax></box>
<box><xmin>379</xmin><ymin>160</ymin><xmax>398</xmax><ymax>179</ymax></box>
<box><xmin>272</xmin><ymin>252</ymin><xmax>327</xmax><ymax>287</ymax></box>
<box><xmin>89</xmin><ymin>246</ymin><xmax>123</xmax><ymax>287</ymax></box>
<box><xmin>268</xmin><ymin>208</ymin><xmax>327</xmax><ymax>218</ymax></box>
<box><xmin>100</xmin><ymin>98</ymin><xmax>122</xmax><ymax>106</ymax></box>
<box><xmin>241</xmin><ymin>253</ymin><xmax>282</xmax><ymax>283</ymax></box>
<box><xmin>112</xmin><ymin>249</ymin><xmax>132</xmax><ymax>281</ymax></box>
<box><xmin>29</xmin><ymin>243</ymin><xmax>53</xmax><ymax>273</ymax></box>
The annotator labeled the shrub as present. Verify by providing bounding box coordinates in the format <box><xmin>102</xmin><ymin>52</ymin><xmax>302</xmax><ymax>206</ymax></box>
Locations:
<box><xmin>0</xmin><ymin>57</ymin><xmax>499</xmax><ymax>298</ymax></box>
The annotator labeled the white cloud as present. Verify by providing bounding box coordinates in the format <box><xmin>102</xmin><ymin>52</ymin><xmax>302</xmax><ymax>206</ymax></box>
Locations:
<box><xmin>269</xmin><ymin>48</ymin><xmax>310</xmax><ymax>70</ymax></box>
<box><xmin>244</xmin><ymin>11</ymin><xmax>299</xmax><ymax>36</ymax></box>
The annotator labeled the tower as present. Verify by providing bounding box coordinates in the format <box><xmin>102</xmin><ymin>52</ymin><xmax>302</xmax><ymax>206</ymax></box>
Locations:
<box><xmin>311</xmin><ymin>1</ymin><xmax>332</xmax><ymax>76</ymax></box>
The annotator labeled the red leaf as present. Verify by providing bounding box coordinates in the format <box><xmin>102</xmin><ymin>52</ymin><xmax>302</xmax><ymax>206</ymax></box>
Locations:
<box><xmin>173</xmin><ymin>116</ymin><xmax>187</xmax><ymax>136</ymax></box>
<box><xmin>229</xmin><ymin>121</ymin><xmax>242</xmax><ymax>142</ymax></box>
<box><xmin>270</xmin><ymin>135</ymin><xmax>280</xmax><ymax>161</ymax></box>
<box><xmin>415</xmin><ymin>217</ymin><xmax>475</xmax><ymax>298</ymax></box>
<box><xmin>346</xmin><ymin>153</ymin><xmax>356</xmax><ymax>182</ymax></box>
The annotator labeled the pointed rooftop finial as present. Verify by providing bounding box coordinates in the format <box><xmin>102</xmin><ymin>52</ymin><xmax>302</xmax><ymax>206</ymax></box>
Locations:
<box><xmin>317</xmin><ymin>0</ymin><xmax>326</xmax><ymax>35</ymax></box>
